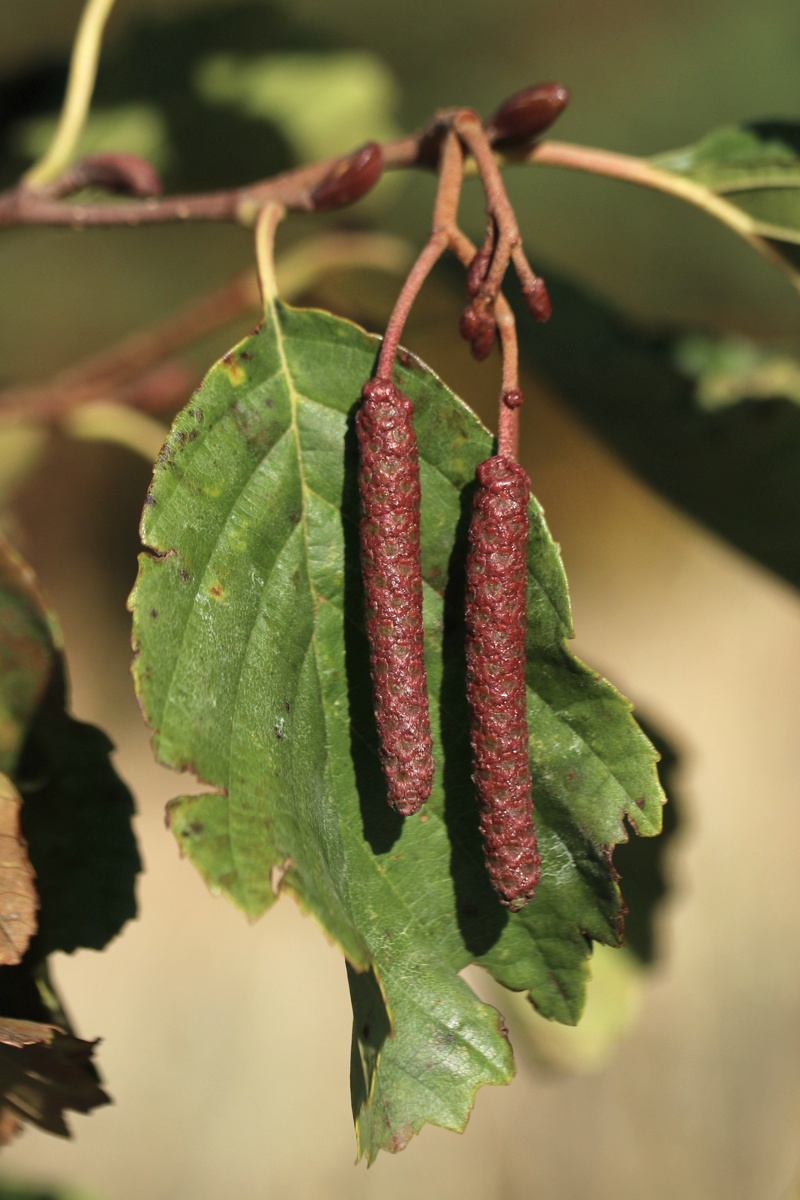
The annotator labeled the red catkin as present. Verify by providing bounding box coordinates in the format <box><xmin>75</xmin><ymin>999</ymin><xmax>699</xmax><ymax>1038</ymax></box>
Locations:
<box><xmin>465</xmin><ymin>455</ymin><xmax>540</xmax><ymax>909</ymax></box>
<box><xmin>356</xmin><ymin>378</ymin><xmax>434</xmax><ymax>815</ymax></box>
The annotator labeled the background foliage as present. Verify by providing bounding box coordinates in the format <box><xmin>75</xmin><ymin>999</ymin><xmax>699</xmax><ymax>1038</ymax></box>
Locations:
<box><xmin>0</xmin><ymin>0</ymin><xmax>798</xmax><ymax>1197</ymax></box>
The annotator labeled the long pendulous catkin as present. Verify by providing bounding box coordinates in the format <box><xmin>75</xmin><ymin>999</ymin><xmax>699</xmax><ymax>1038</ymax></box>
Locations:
<box><xmin>465</xmin><ymin>454</ymin><xmax>540</xmax><ymax>909</ymax></box>
<box><xmin>356</xmin><ymin>378</ymin><xmax>434</xmax><ymax>815</ymax></box>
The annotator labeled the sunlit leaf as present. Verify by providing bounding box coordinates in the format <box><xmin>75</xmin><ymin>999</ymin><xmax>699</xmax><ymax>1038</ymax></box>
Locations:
<box><xmin>130</xmin><ymin>301</ymin><xmax>664</xmax><ymax>1159</ymax></box>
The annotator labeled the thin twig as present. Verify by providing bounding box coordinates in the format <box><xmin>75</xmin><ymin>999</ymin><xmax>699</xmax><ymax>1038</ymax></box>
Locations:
<box><xmin>524</xmin><ymin>139</ymin><xmax>798</xmax><ymax>287</ymax></box>
<box><xmin>0</xmin><ymin>136</ymin><xmax>422</xmax><ymax>230</ymax></box>
<box><xmin>376</xmin><ymin>130</ymin><xmax>465</xmax><ymax>379</ymax></box>
<box><xmin>23</xmin><ymin>0</ymin><xmax>118</xmax><ymax>188</ymax></box>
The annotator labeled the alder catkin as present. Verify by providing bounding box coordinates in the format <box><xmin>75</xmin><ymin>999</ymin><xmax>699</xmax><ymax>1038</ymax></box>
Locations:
<box><xmin>465</xmin><ymin>455</ymin><xmax>540</xmax><ymax>909</ymax></box>
<box><xmin>356</xmin><ymin>378</ymin><xmax>434</xmax><ymax>815</ymax></box>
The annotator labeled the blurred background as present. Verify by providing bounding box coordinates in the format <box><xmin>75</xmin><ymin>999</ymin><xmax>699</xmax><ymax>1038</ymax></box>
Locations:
<box><xmin>0</xmin><ymin>0</ymin><xmax>799</xmax><ymax>1197</ymax></box>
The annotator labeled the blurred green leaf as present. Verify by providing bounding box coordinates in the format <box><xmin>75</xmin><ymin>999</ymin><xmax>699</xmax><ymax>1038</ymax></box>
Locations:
<box><xmin>196</xmin><ymin>51</ymin><xmax>401</xmax><ymax>161</ymax></box>
<box><xmin>0</xmin><ymin>1183</ymin><xmax>95</xmax><ymax>1200</ymax></box>
<box><xmin>653</xmin><ymin>121</ymin><xmax>800</xmax><ymax>194</ymax></box>
<box><xmin>14</xmin><ymin>104</ymin><xmax>171</xmax><ymax>174</ymax></box>
<box><xmin>672</xmin><ymin>331</ymin><xmax>800</xmax><ymax>409</ymax></box>
<box><xmin>131</xmin><ymin>300</ymin><xmax>663</xmax><ymax>1159</ymax></box>
<box><xmin>517</xmin><ymin>270</ymin><xmax>800</xmax><ymax>589</ymax></box>
<box><xmin>652</xmin><ymin>121</ymin><xmax>800</xmax><ymax>281</ymax></box>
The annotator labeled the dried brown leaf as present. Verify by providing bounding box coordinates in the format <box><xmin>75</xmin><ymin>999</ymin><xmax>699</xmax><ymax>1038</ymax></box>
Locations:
<box><xmin>0</xmin><ymin>1018</ymin><xmax>109</xmax><ymax>1140</ymax></box>
<box><xmin>0</xmin><ymin>774</ymin><xmax>37</xmax><ymax>965</ymax></box>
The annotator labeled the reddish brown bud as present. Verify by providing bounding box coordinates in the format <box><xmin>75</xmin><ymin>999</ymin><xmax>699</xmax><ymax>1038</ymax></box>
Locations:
<box><xmin>461</xmin><ymin>297</ymin><xmax>498</xmax><ymax>360</ymax></box>
<box><xmin>310</xmin><ymin>142</ymin><xmax>383</xmax><ymax>211</ymax></box>
<box><xmin>465</xmin><ymin>455</ymin><xmax>540</xmax><ymax>909</ymax></box>
<box><xmin>522</xmin><ymin>277</ymin><xmax>552</xmax><ymax>323</ymax></box>
<box><xmin>501</xmin><ymin>388</ymin><xmax>524</xmax><ymax>410</ymax></box>
<box><xmin>466</xmin><ymin>249</ymin><xmax>492</xmax><ymax>298</ymax></box>
<box><xmin>470</xmin><ymin>316</ymin><xmax>497</xmax><ymax>361</ymax></box>
<box><xmin>459</xmin><ymin>304</ymin><xmax>481</xmax><ymax>342</ymax></box>
<box><xmin>484</xmin><ymin>83</ymin><xmax>571</xmax><ymax>148</ymax></box>
<box><xmin>356</xmin><ymin>378</ymin><xmax>434</xmax><ymax>815</ymax></box>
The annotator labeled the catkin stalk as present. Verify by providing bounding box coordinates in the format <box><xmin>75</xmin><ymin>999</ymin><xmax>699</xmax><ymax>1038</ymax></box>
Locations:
<box><xmin>356</xmin><ymin>378</ymin><xmax>434</xmax><ymax>815</ymax></box>
<box><xmin>465</xmin><ymin>454</ymin><xmax>540</xmax><ymax>908</ymax></box>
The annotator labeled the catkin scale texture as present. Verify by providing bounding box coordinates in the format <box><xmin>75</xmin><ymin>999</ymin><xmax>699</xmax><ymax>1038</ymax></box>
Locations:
<box><xmin>465</xmin><ymin>455</ymin><xmax>540</xmax><ymax>908</ymax></box>
<box><xmin>356</xmin><ymin>378</ymin><xmax>434</xmax><ymax>815</ymax></box>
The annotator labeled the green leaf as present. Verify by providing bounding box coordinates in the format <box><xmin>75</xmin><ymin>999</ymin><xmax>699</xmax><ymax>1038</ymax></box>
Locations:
<box><xmin>651</xmin><ymin>121</ymin><xmax>800</xmax><ymax>282</ymax></box>
<box><xmin>0</xmin><ymin>536</ymin><xmax>139</xmax><ymax>955</ymax></box>
<box><xmin>130</xmin><ymin>301</ymin><xmax>664</xmax><ymax>1159</ymax></box>
<box><xmin>516</xmin><ymin>269</ymin><xmax>800</xmax><ymax>590</ymax></box>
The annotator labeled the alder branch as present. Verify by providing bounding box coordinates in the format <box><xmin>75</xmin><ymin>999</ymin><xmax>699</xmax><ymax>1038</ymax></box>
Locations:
<box><xmin>0</xmin><ymin>136</ymin><xmax>421</xmax><ymax>229</ymax></box>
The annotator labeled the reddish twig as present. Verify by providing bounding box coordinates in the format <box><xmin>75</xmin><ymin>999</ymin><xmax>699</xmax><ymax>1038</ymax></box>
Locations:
<box><xmin>376</xmin><ymin>130</ymin><xmax>465</xmax><ymax>378</ymax></box>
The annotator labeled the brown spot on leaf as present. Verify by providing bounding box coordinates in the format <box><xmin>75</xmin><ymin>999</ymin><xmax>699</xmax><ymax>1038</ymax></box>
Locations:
<box><xmin>221</xmin><ymin>353</ymin><xmax>245</xmax><ymax>385</ymax></box>
<box><xmin>209</xmin><ymin>584</ymin><xmax>224</xmax><ymax>600</ymax></box>
<box><xmin>385</xmin><ymin>1123</ymin><xmax>414</xmax><ymax>1154</ymax></box>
